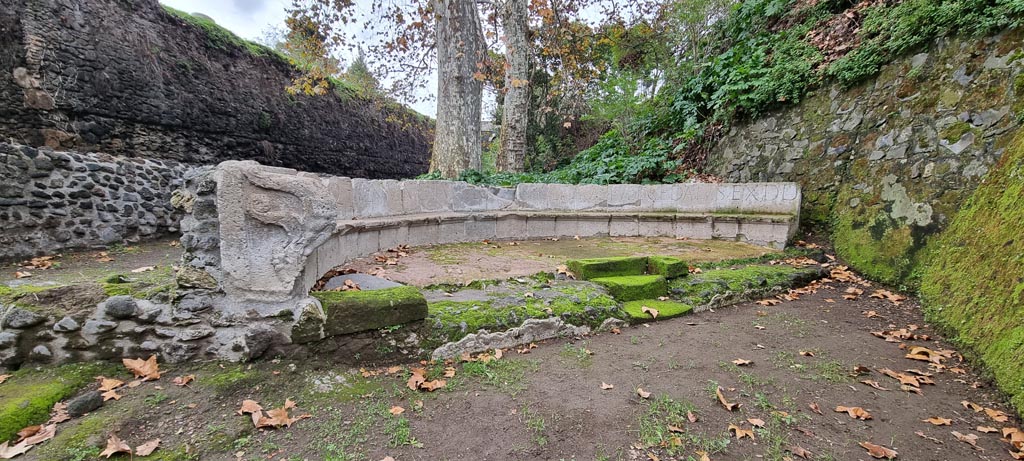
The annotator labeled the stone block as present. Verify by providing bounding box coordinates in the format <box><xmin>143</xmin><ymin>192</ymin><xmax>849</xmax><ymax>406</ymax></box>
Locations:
<box><xmin>738</xmin><ymin>220</ymin><xmax>787</xmax><ymax>248</ymax></box>
<box><xmin>606</xmin><ymin>184</ymin><xmax>641</xmax><ymax>208</ymax></box>
<box><xmin>553</xmin><ymin>215</ymin><xmax>579</xmax><ymax>237</ymax></box>
<box><xmin>576</xmin><ymin>215</ymin><xmax>610</xmax><ymax>237</ymax></box>
<box><xmin>326</xmin><ymin>176</ymin><xmax>354</xmax><ymax>219</ymax></box>
<box><xmin>675</xmin><ymin>216</ymin><xmax>713</xmax><ymax>240</ymax></box>
<box><xmin>640</xmin><ymin>185</ymin><xmax>685</xmax><ymax>210</ymax></box>
<box><xmin>609</xmin><ymin>215</ymin><xmax>639</xmax><ymax>236</ymax></box>
<box><xmin>591</xmin><ymin>275</ymin><xmax>667</xmax><ymax>302</ymax></box>
<box><xmin>405</xmin><ymin>220</ymin><xmax>440</xmax><ymax>247</ymax></box>
<box><xmin>352</xmin><ymin>179</ymin><xmax>403</xmax><ymax>217</ymax></box>
<box><xmin>312</xmin><ymin>286</ymin><xmax>428</xmax><ymax>337</ymax></box>
<box><xmin>355</xmin><ymin>229</ymin><xmax>381</xmax><ymax>257</ymax></box>
<box><xmin>495</xmin><ymin>214</ymin><xmax>527</xmax><ymax>239</ymax></box>
<box><xmin>378</xmin><ymin>223</ymin><xmax>410</xmax><ymax>250</ymax></box>
<box><xmin>464</xmin><ymin>215</ymin><xmax>497</xmax><ymax>242</ymax></box>
<box><xmin>402</xmin><ymin>180</ymin><xmax>456</xmax><ymax>213</ymax></box>
<box><xmin>712</xmin><ymin>183</ymin><xmax>801</xmax><ymax>215</ymax></box>
<box><xmin>622</xmin><ymin>299</ymin><xmax>693</xmax><ymax>322</ymax></box>
<box><xmin>452</xmin><ymin>183</ymin><xmax>514</xmax><ymax>211</ymax></box>
<box><xmin>437</xmin><ymin>217</ymin><xmax>467</xmax><ymax>244</ymax></box>
<box><xmin>515</xmin><ymin>183</ymin><xmax>574</xmax><ymax>210</ymax></box>
<box><xmin>526</xmin><ymin>215</ymin><xmax>557</xmax><ymax>238</ymax></box>
<box><xmin>571</xmin><ymin>184</ymin><xmax>606</xmax><ymax>210</ymax></box>
<box><xmin>566</xmin><ymin>256</ymin><xmax>648</xmax><ymax>280</ymax></box>
<box><xmin>647</xmin><ymin>256</ymin><xmax>688</xmax><ymax>279</ymax></box>
<box><xmin>638</xmin><ymin>215</ymin><xmax>675</xmax><ymax>236</ymax></box>
<box><xmin>712</xmin><ymin>216</ymin><xmax>740</xmax><ymax>240</ymax></box>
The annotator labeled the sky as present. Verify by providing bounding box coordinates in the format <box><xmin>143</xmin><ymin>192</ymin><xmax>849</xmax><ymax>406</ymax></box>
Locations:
<box><xmin>158</xmin><ymin>0</ymin><xmax>443</xmax><ymax>116</ymax></box>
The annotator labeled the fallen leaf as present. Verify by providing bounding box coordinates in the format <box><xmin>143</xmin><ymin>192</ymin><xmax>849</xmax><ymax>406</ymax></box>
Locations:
<box><xmin>389</xmin><ymin>406</ymin><xmax>405</xmax><ymax>416</ymax></box>
<box><xmin>14</xmin><ymin>271</ymin><xmax>32</xmax><ymax>279</ymax></box>
<box><xmin>915</xmin><ymin>431</ymin><xmax>942</xmax><ymax>444</ymax></box>
<box><xmin>122</xmin><ymin>356</ymin><xmax>161</xmax><ymax>381</ymax></box>
<box><xmin>237</xmin><ymin>400</ymin><xmax>263</xmax><ymax>416</ymax></box>
<box><xmin>1011</xmin><ymin>450</ymin><xmax>1024</xmax><ymax>460</ymax></box>
<box><xmin>407</xmin><ymin>368</ymin><xmax>427</xmax><ymax>391</ymax></box>
<box><xmin>922</xmin><ymin>417</ymin><xmax>951</xmax><ymax>426</ymax></box>
<box><xmin>100</xmin><ymin>434</ymin><xmax>132</xmax><ymax>458</ymax></box>
<box><xmin>976</xmin><ymin>426</ymin><xmax>998</xmax><ymax>433</ymax></box>
<box><xmin>15</xmin><ymin>426</ymin><xmax>40</xmax><ymax>443</ymax></box>
<box><xmin>97</xmin><ymin>377</ymin><xmax>124</xmax><ymax>392</ymax></box>
<box><xmin>668</xmin><ymin>425</ymin><xmax>685</xmax><ymax>433</ymax></box>
<box><xmin>135</xmin><ymin>439</ymin><xmax>160</xmax><ymax>456</ymax></box>
<box><xmin>687</xmin><ymin>411</ymin><xmax>698</xmax><ymax>423</ymax></box>
<box><xmin>716</xmin><ymin>387</ymin><xmax>740</xmax><ymax>411</ymax></box>
<box><xmin>984</xmin><ymin>407</ymin><xmax>1009</xmax><ymax>423</ymax></box>
<box><xmin>172</xmin><ymin>375</ymin><xmax>195</xmax><ymax>387</ymax></box>
<box><xmin>756</xmin><ymin>299</ymin><xmax>781</xmax><ymax>306</ymax></box>
<box><xmin>695</xmin><ymin>450</ymin><xmax>710</xmax><ymax>461</ymax></box>
<box><xmin>788</xmin><ymin>444</ymin><xmax>812</xmax><ymax>459</ymax></box>
<box><xmin>808</xmin><ymin>402</ymin><xmax>822</xmax><ymax>415</ymax></box>
<box><xmin>961</xmin><ymin>400</ymin><xmax>983</xmax><ymax>412</ymax></box>
<box><xmin>0</xmin><ymin>375</ymin><xmax>10</xmax><ymax>385</ymax></box>
<box><xmin>0</xmin><ymin>441</ymin><xmax>32</xmax><ymax>459</ymax></box>
<box><xmin>799</xmin><ymin>350</ymin><xmax>815</xmax><ymax>357</ymax></box>
<box><xmin>728</xmin><ymin>423</ymin><xmax>755</xmax><ymax>440</ymax></box>
<box><xmin>600</xmin><ymin>382</ymin><xmax>614</xmax><ymax>390</ymax></box>
<box><xmin>420</xmin><ymin>379</ymin><xmax>446</xmax><ymax>391</ymax></box>
<box><xmin>130</xmin><ymin>266</ymin><xmax>155</xmax><ymax>273</ymax></box>
<box><xmin>731</xmin><ymin>358</ymin><xmax>752</xmax><ymax>366</ymax></box>
<box><xmin>101</xmin><ymin>389</ymin><xmax>122</xmax><ymax>401</ymax></box>
<box><xmin>641</xmin><ymin>306</ymin><xmax>659</xmax><ymax>319</ymax></box>
<box><xmin>747</xmin><ymin>418</ymin><xmax>765</xmax><ymax>428</ymax></box>
<box><xmin>859</xmin><ymin>441</ymin><xmax>897</xmax><ymax>459</ymax></box>
<box><xmin>255</xmin><ymin>399</ymin><xmax>310</xmax><ymax>428</ymax></box>
<box><xmin>861</xmin><ymin>380</ymin><xmax>889</xmax><ymax>391</ymax></box>
<box><xmin>951</xmin><ymin>431</ymin><xmax>982</xmax><ymax>450</ymax></box>
<box><xmin>1003</xmin><ymin>427</ymin><xmax>1024</xmax><ymax>449</ymax></box>
<box><xmin>835</xmin><ymin>406</ymin><xmax>872</xmax><ymax>420</ymax></box>
<box><xmin>637</xmin><ymin>388</ymin><xmax>651</xmax><ymax>399</ymax></box>
<box><xmin>47</xmin><ymin>403</ymin><xmax>69</xmax><ymax>424</ymax></box>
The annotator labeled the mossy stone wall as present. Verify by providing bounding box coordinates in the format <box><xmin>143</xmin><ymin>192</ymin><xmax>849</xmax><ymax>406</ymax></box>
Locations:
<box><xmin>919</xmin><ymin>130</ymin><xmax>1024</xmax><ymax>417</ymax></box>
<box><xmin>709</xmin><ymin>30</ymin><xmax>1023</xmax><ymax>286</ymax></box>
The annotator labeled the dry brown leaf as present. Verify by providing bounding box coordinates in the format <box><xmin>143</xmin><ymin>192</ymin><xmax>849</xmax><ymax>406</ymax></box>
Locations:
<box><xmin>835</xmin><ymin>406</ymin><xmax>872</xmax><ymax>420</ymax></box>
<box><xmin>905</xmin><ymin>346</ymin><xmax>944</xmax><ymax>364</ymax></box>
<box><xmin>859</xmin><ymin>441</ymin><xmax>897</xmax><ymax>459</ymax></box>
<box><xmin>443</xmin><ymin>367</ymin><xmax>456</xmax><ymax>378</ymax></box>
<box><xmin>14</xmin><ymin>271</ymin><xmax>32</xmax><ymax>279</ymax></box>
<box><xmin>747</xmin><ymin>418</ymin><xmax>765</xmax><ymax>428</ymax></box>
<box><xmin>389</xmin><ymin>406</ymin><xmax>405</xmax><ymax>416</ymax></box>
<box><xmin>600</xmin><ymin>382</ymin><xmax>614</xmax><ymax>390</ymax></box>
<box><xmin>641</xmin><ymin>305</ymin><xmax>659</xmax><ymax>318</ymax></box>
<box><xmin>961</xmin><ymin>400</ymin><xmax>983</xmax><ymax>412</ymax></box>
<box><xmin>922</xmin><ymin>417</ymin><xmax>951</xmax><ymax>426</ymax></box>
<box><xmin>122</xmin><ymin>356</ymin><xmax>161</xmax><ymax>381</ymax></box>
<box><xmin>47</xmin><ymin>403</ymin><xmax>69</xmax><ymax>424</ymax></box>
<box><xmin>1011</xmin><ymin>450</ymin><xmax>1024</xmax><ymax>460</ymax></box>
<box><xmin>976</xmin><ymin>426</ymin><xmax>998</xmax><ymax>433</ymax></box>
<box><xmin>799</xmin><ymin>350</ymin><xmax>815</xmax><ymax>357</ymax></box>
<box><xmin>255</xmin><ymin>399</ymin><xmax>310</xmax><ymax>428</ymax></box>
<box><xmin>951</xmin><ymin>431</ymin><xmax>982</xmax><ymax>450</ymax></box>
<box><xmin>687</xmin><ymin>411</ymin><xmax>698</xmax><ymax>423</ymax></box>
<box><xmin>131</xmin><ymin>266</ymin><xmax>155</xmax><ymax>273</ymax></box>
<box><xmin>237</xmin><ymin>400</ymin><xmax>263</xmax><ymax>416</ymax></box>
<box><xmin>901</xmin><ymin>385</ymin><xmax>923</xmax><ymax>395</ymax></box>
<box><xmin>15</xmin><ymin>426</ymin><xmax>40</xmax><ymax>443</ymax></box>
<box><xmin>715</xmin><ymin>387</ymin><xmax>740</xmax><ymax>411</ymax></box>
<box><xmin>695</xmin><ymin>450</ymin><xmax>710</xmax><ymax>461</ymax></box>
<box><xmin>861</xmin><ymin>380</ymin><xmax>889</xmax><ymax>391</ymax></box>
<box><xmin>728</xmin><ymin>423</ymin><xmax>755</xmax><ymax>440</ymax></box>
<box><xmin>637</xmin><ymin>388</ymin><xmax>651</xmax><ymax>399</ymax></box>
<box><xmin>101</xmin><ymin>389</ymin><xmax>122</xmax><ymax>402</ymax></box>
<box><xmin>756</xmin><ymin>299</ymin><xmax>782</xmax><ymax>306</ymax></box>
<box><xmin>984</xmin><ymin>407</ymin><xmax>1009</xmax><ymax>423</ymax></box>
<box><xmin>788</xmin><ymin>445</ymin><xmax>812</xmax><ymax>459</ymax></box>
<box><xmin>97</xmin><ymin>377</ymin><xmax>124</xmax><ymax>392</ymax></box>
<box><xmin>135</xmin><ymin>439</ymin><xmax>160</xmax><ymax>457</ymax></box>
<box><xmin>172</xmin><ymin>375</ymin><xmax>195</xmax><ymax>387</ymax></box>
<box><xmin>915</xmin><ymin>431</ymin><xmax>943</xmax><ymax>444</ymax></box>
<box><xmin>100</xmin><ymin>434</ymin><xmax>132</xmax><ymax>458</ymax></box>
<box><xmin>808</xmin><ymin>402</ymin><xmax>823</xmax><ymax>415</ymax></box>
<box><xmin>0</xmin><ymin>375</ymin><xmax>11</xmax><ymax>385</ymax></box>
<box><xmin>731</xmin><ymin>359</ymin><xmax>753</xmax><ymax>366</ymax></box>
<box><xmin>22</xmin><ymin>424</ymin><xmax>55</xmax><ymax>446</ymax></box>
<box><xmin>420</xmin><ymin>380</ymin><xmax>446</xmax><ymax>392</ymax></box>
<box><xmin>1003</xmin><ymin>427</ymin><xmax>1024</xmax><ymax>449</ymax></box>
<box><xmin>0</xmin><ymin>441</ymin><xmax>32</xmax><ymax>459</ymax></box>
<box><xmin>407</xmin><ymin>368</ymin><xmax>427</xmax><ymax>391</ymax></box>
<box><xmin>668</xmin><ymin>425</ymin><xmax>685</xmax><ymax>433</ymax></box>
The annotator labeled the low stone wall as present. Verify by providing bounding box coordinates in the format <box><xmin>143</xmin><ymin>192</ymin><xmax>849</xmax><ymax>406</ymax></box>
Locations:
<box><xmin>0</xmin><ymin>143</ymin><xmax>193</xmax><ymax>260</ymax></box>
<box><xmin>172</xmin><ymin>161</ymin><xmax>801</xmax><ymax>347</ymax></box>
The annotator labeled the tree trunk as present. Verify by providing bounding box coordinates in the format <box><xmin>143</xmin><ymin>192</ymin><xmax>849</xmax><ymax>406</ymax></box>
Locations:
<box><xmin>431</xmin><ymin>0</ymin><xmax>485</xmax><ymax>178</ymax></box>
<box><xmin>496</xmin><ymin>0</ymin><xmax>530</xmax><ymax>173</ymax></box>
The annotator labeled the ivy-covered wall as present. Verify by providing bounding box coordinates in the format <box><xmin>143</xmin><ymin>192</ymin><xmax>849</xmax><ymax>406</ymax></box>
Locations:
<box><xmin>708</xmin><ymin>30</ymin><xmax>1022</xmax><ymax>285</ymax></box>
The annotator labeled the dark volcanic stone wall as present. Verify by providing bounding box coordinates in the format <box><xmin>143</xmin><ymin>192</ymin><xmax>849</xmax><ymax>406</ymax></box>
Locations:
<box><xmin>0</xmin><ymin>0</ymin><xmax>432</xmax><ymax>179</ymax></box>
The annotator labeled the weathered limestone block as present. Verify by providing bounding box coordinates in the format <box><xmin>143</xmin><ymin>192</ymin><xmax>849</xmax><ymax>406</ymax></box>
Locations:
<box><xmin>401</xmin><ymin>180</ymin><xmax>457</xmax><ymax>213</ymax></box>
<box><xmin>215</xmin><ymin>161</ymin><xmax>338</xmax><ymax>308</ymax></box>
<box><xmin>352</xmin><ymin>178</ymin><xmax>403</xmax><ymax>217</ymax></box>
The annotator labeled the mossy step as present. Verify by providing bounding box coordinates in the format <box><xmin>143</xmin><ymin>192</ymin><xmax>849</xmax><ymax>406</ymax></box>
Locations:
<box><xmin>0</xmin><ymin>362</ymin><xmax>115</xmax><ymax>442</ymax></box>
<box><xmin>566</xmin><ymin>257</ymin><xmax>648</xmax><ymax>280</ymax></box>
<box><xmin>622</xmin><ymin>299</ymin><xmax>694</xmax><ymax>322</ymax></box>
<box><xmin>647</xmin><ymin>256</ymin><xmax>688</xmax><ymax>279</ymax></box>
<box><xmin>590</xmin><ymin>275</ymin><xmax>667</xmax><ymax>302</ymax></box>
<box><xmin>311</xmin><ymin>286</ymin><xmax>428</xmax><ymax>337</ymax></box>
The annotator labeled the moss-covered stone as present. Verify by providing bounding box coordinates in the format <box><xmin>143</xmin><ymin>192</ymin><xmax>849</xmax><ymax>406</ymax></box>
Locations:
<box><xmin>669</xmin><ymin>264</ymin><xmax>816</xmax><ymax>308</ymax></box>
<box><xmin>312</xmin><ymin>286</ymin><xmax>428</xmax><ymax>337</ymax></box>
<box><xmin>591</xmin><ymin>275</ymin><xmax>667</xmax><ymax>302</ymax></box>
<box><xmin>0</xmin><ymin>362</ymin><xmax>116</xmax><ymax>442</ymax></box>
<box><xmin>622</xmin><ymin>299</ymin><xmax>693</xmax><ymax>322</ymax></box>
<box><xmin>566</xmin><ymin>256</ymin><xmax>648</xmax><ymax>280</ymax></box>
<box><xmin>647</xmin><ymin>256</ymin><xmax>688</xmax><ymax>279</ymax></box>
<box><xmin>920</xmin><ymin>130</ymin><xmax>1024</xmax><ymax>418</ymax></box>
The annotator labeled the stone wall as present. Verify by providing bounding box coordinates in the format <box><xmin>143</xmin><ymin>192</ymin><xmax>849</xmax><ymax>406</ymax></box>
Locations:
<box><xmin>0</xmin><ymin>143</ymin><xmax>192</xmax><ymax>259</ymax></box>
<box><xmin>707</xmin><ymin>30</ymin><xmax>1022</xmax><ymax>284</ymax></box>
<box><xmin>0</xmin><ymin>0</ymin><xmax>432</xmax><ymax>179</ymax></box>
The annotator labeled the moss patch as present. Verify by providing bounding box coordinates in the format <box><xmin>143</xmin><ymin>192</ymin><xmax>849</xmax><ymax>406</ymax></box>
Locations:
<box><xmin>591</xmin><ymin>275</ymin><xmax>668</xmax><ymax>302</ymax></box>
<box><xmin>0</xmin><ymin>362</ymin><xmax>116</xmax><ymax>442</ymax></box>
<box><xmin>312</xmin><ymin>286</ymin><xmax>428</xmax><ymax>336</ymax></box>
<box><xmin>647</xmin><ymin>256</ymin><xmax>688</xmax><ymax>279</ymax></box>
<box><xmin>670</xmin><ymin>265</ymin><xmax>815</xmax><ymax>308</ymax></box>
<box><xmin>622</xmin><ymin>299</ymin><xmax>694</xmax><ymax>322</ymax></box>
<box><xmin>919</xmin><ymin>130</ymin><xmax>1024</xmax><ymax>417</ymax></box>
<box><xmin>425</xmin><ymin>282</ymin><xmax>621</xmax><ymax>346</ymax></box>
<box><xmin>566</xmin><ymin>257</ymin><xmax>648</xmax><ymax>280</ymax></box>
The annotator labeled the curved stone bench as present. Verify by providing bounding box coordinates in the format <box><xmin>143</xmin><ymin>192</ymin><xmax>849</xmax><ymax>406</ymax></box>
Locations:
<box><xmin>176</xmin><ymin>161</ymin><xmax>801</xmax><ymax>320</ymax></box>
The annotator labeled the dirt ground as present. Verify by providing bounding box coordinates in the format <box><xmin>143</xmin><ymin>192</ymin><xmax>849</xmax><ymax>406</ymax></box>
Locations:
<box><xmin>1</xmin><ymin>237</ymin><xmax>183</xmax><ymax>287</ymax></box>
<box><xmin>16</xmin><ymin>266</ymin><xmax>1023</xmax><ymax>460</ymax></box>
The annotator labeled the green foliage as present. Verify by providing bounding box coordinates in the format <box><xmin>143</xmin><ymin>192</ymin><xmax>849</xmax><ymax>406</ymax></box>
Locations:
<box><xmin>919</xmin><ymin>130</ymin><xmax>1024</xmax><ymax>417</ymax></box>
<box><xmin>590</xmin><ymin>275</ymin><xmax>668</xmax><ymax>301</ymax></box>
<box><xmin>161</xmin><ymin>6</ymin><xmax>284</xmax><ymax>60</ymax></box>
<box><xmin>0</xmin><ymin>362</ymin><xmax>116</xmax><ymax>442</ymax></box>
<box><xmin>622</xmin><ymin>299</ymin><xmax>694</xmax><ymax>321</ymax></box>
